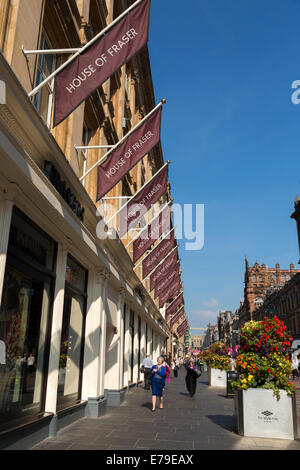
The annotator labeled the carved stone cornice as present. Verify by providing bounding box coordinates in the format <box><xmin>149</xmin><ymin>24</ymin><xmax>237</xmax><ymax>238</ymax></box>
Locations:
<box><xmin>95</xmin><ymin>267</ymin><xmax>111</xmax><ymax>285</ymax></box>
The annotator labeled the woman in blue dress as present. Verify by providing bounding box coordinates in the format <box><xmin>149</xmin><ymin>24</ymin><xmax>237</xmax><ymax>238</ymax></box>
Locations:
<box><xmin>150</xmin><ymin>356</ymin><xmax>166</xmax><ymax>411</ymax></box>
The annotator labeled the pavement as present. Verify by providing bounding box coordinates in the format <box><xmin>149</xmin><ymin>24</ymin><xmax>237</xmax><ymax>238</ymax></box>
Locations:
<box><xmin>31</xmin><ymin>369</ymin><xmax>300</xmax><ymax>451</ymax></box>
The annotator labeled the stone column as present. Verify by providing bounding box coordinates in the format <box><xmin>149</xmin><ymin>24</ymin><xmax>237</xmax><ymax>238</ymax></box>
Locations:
<box><xmin>105</xmin><ymin>286</ymin><xmax>127</xmax><ymax>406</ymax></box>
<box><xmin>117</xmin><ymin>288</ymin><xmax>126</xmax><ymax>393</ymax></box>
<box><xmin>82</xmin><ymin>268</ymin><xmax>108</xmax><ymax>417</ymax></box>
<box><xmin>44</xmin><ymin>243</ymin><xmax>68</xmax><ymax>432</ymax></box>
<box><xmin>98</xmin><ymin>269</ymin><xmax>110</xmax><ymax>399</ymax></box>
<box><xmin>123</xmin><ymin>303</ymin><xmax>130</xmax><ymax>388</ymax></box>
<box><xmin>132</xmin><ymin>313</ymin><xmax>139</xmax><ymax>383</ymax></box>
<box><xmin>140</xmin><ymin>319</ymin><xmax>146</xmax><ymax>364</ymax></box>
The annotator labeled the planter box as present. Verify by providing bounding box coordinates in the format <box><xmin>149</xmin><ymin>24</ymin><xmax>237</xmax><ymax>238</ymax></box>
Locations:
<box><xmin>235</xmin><ymin>388</ymin><xmax>298</xmax><ymax>440</ymax></box>
<box><xmin>208</xmin><ymin>368</ymin><xmax>227</xmax><ymax>387</ymax></box>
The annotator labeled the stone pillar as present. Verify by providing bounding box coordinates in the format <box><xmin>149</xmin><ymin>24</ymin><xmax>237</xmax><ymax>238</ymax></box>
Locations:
<box><xmin>98</xmin><ymin>270</ymin><xmax>110</xmax><ymax>399</ymax></box>
<box><xmin>140</xmin><ymin>319</ymin><xmax>146</xmax><ymax>363</ymax></box>
<box><xmin>132</xmin><ymin>313</ymin><xmax>139</xmax><ymax>383</ymax></box>
<box><xmin>117</xmin><ymin>288</ymin><xmax>126</xmax><ymax>393</ymax></box>
<box><xmin>82</xmin><ymin>268</ymin><xmax>108</xmax><ymax>417</ymax></box>
<box><xmin>123</xmin><ymin>303</ymin><xmax>130</xmax><ymax>388</ymax></box>
<box><xmin>44</xmin><ymin>244</ymin><xmax>68</xmax><ymax>418</ymax></box>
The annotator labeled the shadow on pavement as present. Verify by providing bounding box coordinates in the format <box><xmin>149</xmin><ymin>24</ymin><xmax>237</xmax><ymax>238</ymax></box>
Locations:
<box><xmin>141</xmin><ymin>402</ymin><xmax>153</xmax><ymax>410</ymax></box>
<box><xmin>206</xmin><ymin>414</ymin><xmax>236</xmax><ymax>432</ymax></box>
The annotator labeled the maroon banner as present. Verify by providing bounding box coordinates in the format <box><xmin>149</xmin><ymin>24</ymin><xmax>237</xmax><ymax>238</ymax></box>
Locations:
<box><xmin>177</xmin><ymin>319</ymin><xmax>188</xmax><ymax>337</ymax></box>
<box><xmin>150</xmin><ymin>248</ymin><xmax>178</xmax><ymax>291</ymax></box>
<box><xmin>97</xmin><ymin>107</ymin><xmax>162</xmax><ymax>200</ymax></box>
<box><xmin>118</xmin><ymin>165</ymin><xmax>168</xmax><ymax>237</ymax></box>
<box><xmin>154</xmin><ymin>264</ymin><xmax>180</xmax><ymax>299</ymax></box>
<box><xmin>170</xmin><ymin>306</ymin><xmax>185</xmax><ymax>327</ymax></box>
<box><xmin>159</xmin><ymin>275</ymin><xmax>181</xmax><ymax>308</ymax></box>
<box><xmin>177</xmin><ymin>325</ymin><xmax>188</xmax><ymax>338</ymax></box>
<box><xmin>166</xmin><ymin>292</ymin><xmax>184</xmax><ymax>319</ymax></box>
<box><xmin>54</xmin><ymin>0</ymin><xmax>151</xmax><ymax>127</ymax></box>
<box><xmin>142</xmin><ymin>229</ymin><xmax>175</xmax><ymax>279</ymax></box>
<box><xmin>133</xmin><ymin>203</ymin><xmax>171</xmax><ymax>264</ymax></box>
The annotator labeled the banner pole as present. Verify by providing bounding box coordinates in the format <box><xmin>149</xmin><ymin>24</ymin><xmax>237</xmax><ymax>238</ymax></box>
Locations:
<box><xmin>133</xmin><ymin>225</ymin><xmax>175</xmax><ymax>270</ymax></box>
<box><xmin>79</xmin><ymin>99</ymin><xmax>165</xmax><ymax>182</ymax></box>
<box><xmin>28</xmin><ymin>0</ymin><xmax>145</xmax><ymax>98</ymax></box>
<box><xmin>125</xmin><ymin>199</ymin><xmax>172</xmax><ymax>249</ymax></box>
<box><xmin>105</xmin><ymin>160</ymin><xmax>170</xmax><ymax>227</ymax></box>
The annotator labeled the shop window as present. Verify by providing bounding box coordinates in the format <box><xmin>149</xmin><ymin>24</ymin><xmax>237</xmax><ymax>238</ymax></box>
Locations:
<box><xmin>79</xmin><ymin>123</ymin><xmax>89</xmax><ymax>188</ymax></box>
<box><xmin>34</xmin><ymin>32</ymin><xmax>56</xmax><ymax>128</ymax></box>
<box><xmin>57</xmin><ymin>256</ymin><xmax>87</xmax><ymax>409</ymax></box>
<box><xmin>0</xmin><ymin>208</ymin><xmax>56</xmax><ymax>430</ymax></box>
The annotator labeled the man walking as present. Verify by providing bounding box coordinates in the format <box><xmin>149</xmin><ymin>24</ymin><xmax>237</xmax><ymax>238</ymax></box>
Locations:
<box><xmin>142</xmin><ymin>354</ymin><xmax>153</xmax><ymax>390</ymax></box>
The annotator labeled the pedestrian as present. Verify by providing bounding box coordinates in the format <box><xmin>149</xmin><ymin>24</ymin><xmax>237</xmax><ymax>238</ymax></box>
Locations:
<box><xmin>164</xmin><ymin>361</ymin><xmax>171</xmax><ymax>385</ymax></box>
<box><xmin>142</xmin><ymin>354</ymin><xmax>153</xmax><ymax>390</ymax></box>
<box><xmin>292</xmin><ymin>355</ymin><xmax>299</xmax><ymax>380</ymax></box>
<box><xmin>27</xmin><ymin>353</ymin><xmax>35</xmax><ymax>374</ymax></box>
<box><xmin>172</xmin><ymin>360</ymin><xmax>178</xmax><ymax>378</ymax></box>
<box><xmin>185</xmin><ymin>360</ymin><xmax>201</xmax><ymax>397</ymax></box>
<box><xmin>150</xmin><ymin>356</ymin><xmax>166</xmax><ymax>411</ymax></box>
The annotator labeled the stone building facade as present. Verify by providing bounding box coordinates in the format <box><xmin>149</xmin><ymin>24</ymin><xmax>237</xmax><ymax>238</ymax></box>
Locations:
<box><xmin>217</xmin><ymin>310</ymin><xmax>239</xmax><ymax>349</ymax></box>
<box><xmin>251</xmin><ymin>273</ymin><xmax>300</xmax><ymax>340</ymax></box>
<box><xmin>189</xmin><ymin>334</ymin><xmax>204</xmax><ymax>350</ymax></box>
<box><xmin>0</xmin><ymin>0</ymin><xmax>183</xmax><ymax>448</ymax></box>
<box><xmin>237</xmin><ymin>258</ymin><xmax>300</xmax><ymax>327</ymax></box>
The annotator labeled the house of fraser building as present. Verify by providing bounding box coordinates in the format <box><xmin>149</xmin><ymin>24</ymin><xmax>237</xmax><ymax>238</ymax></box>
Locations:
<box><xmin>0</xmin><ymin>0</ymin><xmax>187</xmax><ymax>447</ymax></box>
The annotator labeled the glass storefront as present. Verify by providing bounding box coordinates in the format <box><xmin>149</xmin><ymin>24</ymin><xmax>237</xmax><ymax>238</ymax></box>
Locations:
<box><xmin>0</xmin><ymin>207</ymin><xmax>56</xmax><ymax>430</ymax></box>
<box><xmin>57</xmin><ymin>255</ymin><xmax>87</xmax><ymax>409</ymax></box>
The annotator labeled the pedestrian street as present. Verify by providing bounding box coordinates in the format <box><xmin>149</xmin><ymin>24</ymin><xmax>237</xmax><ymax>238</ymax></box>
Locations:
<box><xmin>31</xmin><ymin>369</ymin><xmax>300</xmax><ymax>451</ymax></box>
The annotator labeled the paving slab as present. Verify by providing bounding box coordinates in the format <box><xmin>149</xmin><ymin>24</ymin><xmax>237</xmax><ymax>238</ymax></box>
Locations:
<box><xmin>30</xmin><ymin>369</ymin><xmax>300</xmax><ymax>451</ymax></box>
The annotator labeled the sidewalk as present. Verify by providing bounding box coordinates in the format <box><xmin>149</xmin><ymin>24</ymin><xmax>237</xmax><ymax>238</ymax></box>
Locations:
<box><xmin>31</xmin><ymin>369</ymin><xmax>300</xmax><ymax>451</ymax></box>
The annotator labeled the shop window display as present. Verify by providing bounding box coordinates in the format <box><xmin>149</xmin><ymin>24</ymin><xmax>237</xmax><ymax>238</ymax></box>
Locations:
<box><xmin>0</xmin><ymin>208</ymin><xmax>56</xmax><ymax>429</ymax></box>
<box><xmin>57</xmin><ymin>256</ymin><xmax>87</xmax><ymax>408</ymax></box>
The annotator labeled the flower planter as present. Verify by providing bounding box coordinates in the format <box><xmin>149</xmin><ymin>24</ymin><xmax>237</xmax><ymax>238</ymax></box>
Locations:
<box><xmin>234</xmin><ymin>388</ymin><xmax>298</xmax><ymax>440</ymax></box>
<box><xmin>208</xmin><ymin>368</ymin><xmax>227</xmax><ymax>387</ymax></box>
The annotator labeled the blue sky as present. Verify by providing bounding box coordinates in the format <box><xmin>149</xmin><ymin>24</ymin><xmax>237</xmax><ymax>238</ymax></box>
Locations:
<box><xmin>147</xmin><ymin>0</ymin><xmax>300</xmax><ymax>329</ymax></box>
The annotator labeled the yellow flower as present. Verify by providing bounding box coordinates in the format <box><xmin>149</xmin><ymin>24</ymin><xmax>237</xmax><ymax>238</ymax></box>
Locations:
<box><xmin>242</xmin><ymin>378</ymin><xmax>247</xmax><ymax>384</ymax></box>
<box><xmin>248</xmin><ymin>375</ymin><xmax>253</xmax><ymax>381</ymax></box>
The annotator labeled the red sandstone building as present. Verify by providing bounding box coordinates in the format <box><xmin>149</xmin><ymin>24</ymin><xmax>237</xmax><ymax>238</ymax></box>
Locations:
<box><xmin>237</xmin><ymin>258</ymin><xmax>300</xmax><ymax>326</ymax></box>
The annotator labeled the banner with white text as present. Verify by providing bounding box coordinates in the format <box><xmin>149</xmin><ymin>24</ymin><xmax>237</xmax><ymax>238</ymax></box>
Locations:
<box><xmin>53</xmin><ymin>0</ymin><xmax>151</xmax><ymax>127</ymax></box>
<box><xmin>170</xmin><ymin>306</ymin><xmax>185</xmax><ymax>328</ymax></box>
<box><xmin>97</xmin><ymin>106</ymin><xmax>162</xmax><ymax>200</ymax></box>
<box><xmin>166</xmin><ymin>292</ymin><xmax>184</xmax><ymax>319</ymax></box>
<box><xmin>142</xmin><ymin>229</ymin><xmax>175</xmax><ymax>279</ymax></box>
<box><xmin>154</xmin><ymin>264</ymin><xmax>180</xmax><ymax>299</ymax></box>
<box><xmin>133</xmin><ymin>202</ymin><xmax>171</xmax><ymax>264</ymax></box>
<box><xmin>159</xmin><ymin>275</ymin><xmax>181</xmax><ymax>309</ymax></box>
<box><xmin>149</xmin><ymin>248</ymin><xmax>178</xmax><ymax>291</ymax></box>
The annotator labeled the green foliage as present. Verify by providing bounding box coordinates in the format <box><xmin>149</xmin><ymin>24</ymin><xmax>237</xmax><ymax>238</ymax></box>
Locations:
<box><xmin>231</xmin><ymin>316</ymin><xmax>296</xmax><ymax>400</ymax></box>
